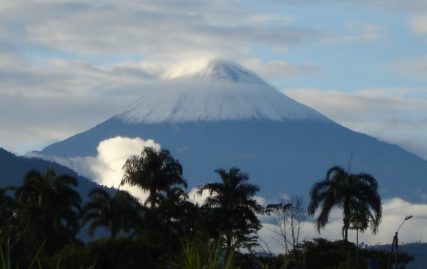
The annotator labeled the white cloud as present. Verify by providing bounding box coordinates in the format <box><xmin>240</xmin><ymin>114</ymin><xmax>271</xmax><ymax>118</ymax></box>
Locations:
<box><xmin>0</xmin><ymin>1</ymin><xmax>314</xmax><ymax>56</ymax></box>
<box><xmin>144</xmin><ymin>56</ymin><xmax>319</xmax><ymax>81</ymax></box>
<box><xmin>278</xmin><ymin>0</ymin><xmax>427</xmax><ymax>13</ymax></box>
<box><xmin>324</xmin><ymin>23</ymin><xmax>385</xmax><ymax>44</ymax></box>
<box><xmin>259</xmin><ymin>197</ymin><xmax>427</xmax><ymax>253</ymax></box>
<box><xmin>52</xmin><ymin>136</ymin><xmax>161</xmax><ymax>202</ymax></box>
<box><xmin>0</xmin><ymin>0</ymin><xmax>323</xmax><ymax>154</ymax></box>
<box><xmin>0</xmin><ymin>56</ymin><xmax>159</xmax><ymax>154</ymax></box>
<box><xmin>284</xmin><ymin>88</ymin><xmax>427</xmax><ymax>159</ymax></box>
<box><xmin>0</xmin><ymin>0</ymin><xmax>423</xmax><ymax>171</ymax></box>
<box><xmin>90</xmin><ymin>136</ymin><xmax>160</xmax><ymax>186</ymax></box>
<box><xmin>240</xmin><ymin>58</ymin><xmax>319</xmax><ymax>79</ymax></box>
<box><xmin>0</xmin><ymin>44</ymin><xmax>25</xmax><ymax>68</ymax></box>
<box><xmin>410</xmin><ymin>15</ymin><xmax>427</xmax><ymax>35</ymax></box>
<box><xmin>188</xmin><ymin>187</ymin><xmax>212</xmax><ymax>206</ymax></box>
<box><xmin>0</xmin><ymin>90</ymin><xmax>135</xmax><ymax>154</ymax></box>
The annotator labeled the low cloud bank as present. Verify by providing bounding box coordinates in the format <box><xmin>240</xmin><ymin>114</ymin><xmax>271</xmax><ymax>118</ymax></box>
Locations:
<box><xmin>52</xmin><ymin>136</ymin><xmax>160</xmax><ymax>202</ymax></box>
<box><xmin>259</xmin><ymin>197</ymin><xmax>427</xmax><ymax>253</ymax></box>
<box><xmin>188</xmin><ymin>189</ymin><xmax>427</xmax><ymax>252</ymax></box>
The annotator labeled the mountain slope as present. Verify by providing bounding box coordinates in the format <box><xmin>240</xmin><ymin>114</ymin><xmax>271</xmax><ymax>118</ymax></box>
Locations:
<box><xmin>40</xmin><ymin>118</ymin><xmax>427</xmax><ymax>202</ymax></box>
<box><xmin>119</xmin><ymin>59</ymin><xmax>328</xmax><ymax>123</ymax></box>
<box><xmin>0</xmin><ymin>147</ymin><xmax>99</xmax><ymax>196</ymax></box>
<box><xmin>37</xmin><ymin>60</ymin><xmax>427</xmax><ymax>202</ymax></box>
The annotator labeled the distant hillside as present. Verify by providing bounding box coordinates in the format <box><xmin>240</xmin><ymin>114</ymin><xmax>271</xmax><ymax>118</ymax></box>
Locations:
<box><xmin>0</xmin><ymin>147</ymin><xmax>100</xmax><ymax>198</ymax></box>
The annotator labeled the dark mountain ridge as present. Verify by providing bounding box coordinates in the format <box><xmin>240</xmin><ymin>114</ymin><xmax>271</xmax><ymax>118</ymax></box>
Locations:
<box><xmin>0</xmin><ymin>147</ymin><xmax>99</xmax><ymax>197</ymax></box>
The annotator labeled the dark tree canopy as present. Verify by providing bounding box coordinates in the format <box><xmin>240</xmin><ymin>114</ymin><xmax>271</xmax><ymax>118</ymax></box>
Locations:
<box><xmin>14</xmin><ymin>169</ymin><xmax>82</xmax><ymax>254</ymax></box>
<box><xmin>121</xmin><ymin>147</ymin><xmax>187</xmax><ymax>210</ymax></box>
<box><xmin>307</xmin><ymin>166</ymin><xmax>382</xmax><ymax>242</ymax></box>
<box><xmin>200</xmin><ymin>167</ymin><xmax>263</xmax><ymax>253</ymax></box>
<box><xmin>82</xmin><ymin>188</ymin><xmax>143</xmax><ymax>238</ymax></box>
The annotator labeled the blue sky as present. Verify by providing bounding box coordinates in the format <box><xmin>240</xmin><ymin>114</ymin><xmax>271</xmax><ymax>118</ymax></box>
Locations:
<box><xmin>0</xmin><ymin>0</ymin><xmax>426</xmax><ymax>159</ymax></box>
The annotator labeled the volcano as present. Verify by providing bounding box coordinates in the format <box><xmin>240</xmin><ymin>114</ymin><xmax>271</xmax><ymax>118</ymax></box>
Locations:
<box><xmin>37</xmin><ymin>59</ymin><xmax>427</xmax><ymax>202</ymax></box>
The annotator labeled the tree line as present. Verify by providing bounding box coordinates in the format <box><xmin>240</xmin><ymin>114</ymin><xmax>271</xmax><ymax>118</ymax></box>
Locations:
<box><xmin>0</xmin><ymin>147</ymin><xmax>413</xmax><ymax>269</ymax></box>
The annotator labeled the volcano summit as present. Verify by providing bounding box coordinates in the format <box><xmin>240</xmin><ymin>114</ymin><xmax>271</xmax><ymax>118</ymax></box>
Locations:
<box><xmin>38</xmin><ymin>60</ymin><xmax>427</xmax><ymax>202</ymax></box>
<box><xmin>119</xmin><ymin>59</ymin><xmax>328</xmax><ymax>123</ymax></box>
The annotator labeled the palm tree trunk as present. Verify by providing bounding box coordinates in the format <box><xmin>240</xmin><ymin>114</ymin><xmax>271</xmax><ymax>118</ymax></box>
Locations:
<box><xmin>346</xmin><ymin>230</ymin><xmax>350</xmax><ymax>269</ymax></box>
<box><xmin>343</xmin><ymin>201</ymin><xmax>350</xmax><ymax>269</ymax></box>
<box><xmin>342</xmin><ymin>217</ymin><xmax>350</xmax><ymax>269</ymax></box>
<box><xmin>355</xmin><ymin>228</ymin><xmax>359</xmax><ymax>266</ymax></box>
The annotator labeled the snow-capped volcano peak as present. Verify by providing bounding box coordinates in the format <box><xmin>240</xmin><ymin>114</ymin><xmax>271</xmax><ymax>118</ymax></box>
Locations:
<box><xmin>118</xmin><ymin>60</ymin><xmax>329</xmax><ymax>123</ymax></box>
<box><xmin>163</xmin><ymin>59</ymin><xmax>265</xmax><ymax>84</ymax></box>
<box><xmin>192</xmin><ymin>59</ymin><xmax>265</xmax><ymax>84</ymax></box>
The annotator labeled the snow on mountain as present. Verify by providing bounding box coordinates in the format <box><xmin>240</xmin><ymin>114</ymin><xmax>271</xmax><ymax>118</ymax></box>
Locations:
<box><xmin>163</xmin><ymin>59</ymin><xmax>267</xmax><ymax>84</ymax></box>
<box><xmin>118</xmin><ymin>59</ymin><xmax>328</xmax><ymax>123</ymax></box>
<box><xmin>37</xmin><ymin>59</ymin><xmax>427</xmax><ymax>204</ymax></box>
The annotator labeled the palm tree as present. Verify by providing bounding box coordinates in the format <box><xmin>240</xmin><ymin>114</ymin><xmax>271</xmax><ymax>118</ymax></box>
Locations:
<box><xmin>121</xmin><ymin>147</ymin><xmax>187</xmax><ymax>211</ymax></box>
<box><xmin>307</xmin><ymin>166</ymin><xmax>382</xmax><ymax>242</ymax></box>
<box><xmin>82</xmin><ymin>188</ymin><xmax>143</xmax><ymax>238</ymax></box>
<box><xmin>15</xmin><ymin>169</ymin><xmax>82</xmax><ymax>253</ymax></box>
<box><xmin>199</xmin><ymin>167</ymin><xmax>263</xmax><ymax>253</ymax></box>
<box><xmin>158</xmin><ymin>187</ymin><xmax>201</xmax><ymax>239</ymax></box>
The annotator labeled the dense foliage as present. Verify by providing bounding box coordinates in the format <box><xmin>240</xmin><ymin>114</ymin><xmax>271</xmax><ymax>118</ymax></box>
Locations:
<box><xmin>0</xmin><ymin>148</ymin><xmax>414</xmax><ymax>269</ymax></box>
<box><xmin>200</xmin><ymin>168</ymin><xmax>263</xmax><ymax>254</ymax></box>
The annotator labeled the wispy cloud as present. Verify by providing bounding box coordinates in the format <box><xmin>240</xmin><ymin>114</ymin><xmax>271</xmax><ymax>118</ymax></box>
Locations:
<box><xmin>279</xmin><ymin>0</ymin><xmax>427</xmax><ymax>13</ymax></box>
<box><xmin>284</xmin><ymin>88</ymin><xmax>427</xmax><ymax>159</ymax></box>
<box><xmin>0</xmin><ymin>1</ymin><xmax>315</xmax><ymax>56</ymax></box>
<box><xmin>324</xmin><ymin>23</ymin><xmax>385</xmax><ymax>44</ymax></box>
<box><xmin>241</xmin><ymin>58</ymin><xmax>319</xmax><ymax>79</ymax></box>
<box><xmin>409</xmin><ymin>15</ymin><xmax>427</xmax><ymax>35</ymax></box>
<box><xmin>388</xmin><ymin>56</ymin><xmax>427</xmax><ymax>80</ymax></box>
<box><xmin>0</xmin><ymin>0</ymin><xmax>425</xmax><ymax>164</ymax></box>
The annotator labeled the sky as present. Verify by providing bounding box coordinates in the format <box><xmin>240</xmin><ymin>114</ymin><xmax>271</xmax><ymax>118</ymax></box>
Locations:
<box><xmin>1</xmin><ymin>0</ymin><xmax>427</xmax><ymax>250</ymax></box>
<box><xmin>0</xmin><ymin>0</ymin><xmax>426</xmax><ymax>160</ymax></box>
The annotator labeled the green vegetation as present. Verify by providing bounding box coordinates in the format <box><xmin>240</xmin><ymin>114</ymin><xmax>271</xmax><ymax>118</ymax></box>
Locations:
<box><xmin>0</xmin><ymin>148</ymin><xmax>414</xmax><ymax>268</ymax></box>
<box><xmin>171</xmin><ymin>236</ymin><xmax>237</xmax><ymax>269</ymax></box>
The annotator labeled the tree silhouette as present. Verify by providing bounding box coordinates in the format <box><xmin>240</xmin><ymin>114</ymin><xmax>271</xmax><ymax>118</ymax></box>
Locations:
<box><xmin>199</xmin><ymin>167</ymin><xmax>263</xmax><ymax>253</ymax></box>
<box><xmin>157</xmin><ymin>187</ymin><xmax>200</xmax><ymax>238</ymax></box>
<box><xmin>307</xmin><ymin>166</ymin><xmax>382</xmax><ymax>242</ymax></box>
<box><xmin>121</xmin><ymin>147</ymin><xmax>187</xmax><ymax>211</ymax></box>
<box><xmin>82</xmin><ymin>188</ymin><xmax>143</xmax><ymax>238</ymax></box>
<box><xmin>266</xmin><ymin>195</ymin><xmax>306</xmax><ymax>254</ymax></box>
<box><xmin>15</xmin><ymin>169</ymin><xmax>81</xmax><ymax>254</ymax></box>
